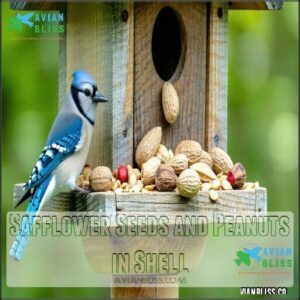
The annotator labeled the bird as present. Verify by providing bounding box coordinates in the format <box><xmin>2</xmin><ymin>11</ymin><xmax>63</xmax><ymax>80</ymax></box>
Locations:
<box><xmin>244</xmin><ymin>247</ymin><xmax>262</xmax><ymax>262</ymax></box>
<box><xmin>16</xmin><ymin>13</ymin><xmax>34</xmax><ymax>28</ymax></box>
<box><xmin>10</xmin><ymin>70</ymin><xmax>108</xmax><ymax>261</ymax></box>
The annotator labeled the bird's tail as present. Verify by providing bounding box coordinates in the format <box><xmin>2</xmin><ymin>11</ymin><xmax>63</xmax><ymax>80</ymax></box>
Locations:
<box><xmin>10</xmin><ymin>177</ymin><xmax>51</xmax><ymax>261</ymax></box>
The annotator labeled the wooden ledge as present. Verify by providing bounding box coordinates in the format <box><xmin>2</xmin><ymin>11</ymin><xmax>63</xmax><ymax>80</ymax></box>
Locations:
<box><xmin>14</xmin><ymin>183</ymin><xmax>267</xmax><ymax>213</ymax></box>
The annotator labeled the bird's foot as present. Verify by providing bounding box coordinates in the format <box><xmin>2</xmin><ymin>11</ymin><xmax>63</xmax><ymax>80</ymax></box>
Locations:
<box><xmin>71</xmin><ymin>186</ymin><xmax>91</xmax><ymax>200</ymax></box>
<box><xmin>73</xmin><ymin>186</ymin><xmax>91</xmax><ymax>194</ymax></box>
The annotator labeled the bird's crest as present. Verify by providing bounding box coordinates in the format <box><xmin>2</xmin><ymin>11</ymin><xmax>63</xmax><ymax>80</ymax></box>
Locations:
<box><xmin>72</xmin><ymin>70</ymin><xmax>97</xmax><ymax>89</ymax></box>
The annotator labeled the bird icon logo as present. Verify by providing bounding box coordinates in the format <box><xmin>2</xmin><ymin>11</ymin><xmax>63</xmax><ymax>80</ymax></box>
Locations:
<box><xmin>234</xmin><ymin>246</ymin><xmax>262</xmax><ymax>267</ymax></box>
<box><xmin>9</xmin><ymin>13</ymin><xmax>34</xmax><ymax>31</ymax></box>
<box><xmin>17</xmin><ymin>13</ymin><xmax>34</xmax><ymax>27</ymax></box>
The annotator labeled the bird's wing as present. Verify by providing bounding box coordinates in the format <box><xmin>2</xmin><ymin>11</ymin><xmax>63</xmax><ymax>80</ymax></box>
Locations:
<box><xmin>15</xmin><ymin>114</ymin><xmax>83</xmax><ymax>207</ymax></box>
<box><xmin>23</xmin><ymin>13</ymin><xmax>34</xmax><ymax>20</ymax></box>
<box><xmin>24</xmin><ymin>130</ymin><xmax>82</xmax><ymax>190</ymax></box>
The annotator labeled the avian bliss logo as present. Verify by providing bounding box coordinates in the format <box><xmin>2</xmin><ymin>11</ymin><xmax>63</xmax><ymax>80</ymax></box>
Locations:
<box><xmin>9</xmin><ymin>12</ymin><xmax>64</xmax><ymax>33</ymax></box>
<box><xmin>234</xmin><ymin>243</ymin><xmax>293</xmax><ymax>271</ymax></box>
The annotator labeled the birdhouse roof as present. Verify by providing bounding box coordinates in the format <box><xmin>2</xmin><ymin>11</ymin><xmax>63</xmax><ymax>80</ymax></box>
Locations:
<box><xmin>10</xmin><ymin>0</ymin><xmax>284</xmax><ymax>11</ymax></box>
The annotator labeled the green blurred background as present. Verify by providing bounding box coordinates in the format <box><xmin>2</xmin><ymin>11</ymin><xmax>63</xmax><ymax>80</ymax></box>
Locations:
<box><xmin>1</xmin><ymin>2</ymin><xmax>298</xmax><ymax>299</ymax></box>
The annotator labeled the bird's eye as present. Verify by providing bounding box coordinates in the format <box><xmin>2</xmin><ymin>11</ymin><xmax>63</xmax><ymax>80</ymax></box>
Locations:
<box><xmin>84</xmin><ymin>89</ymin><xmax>91</xmax><ymax>96</ymax></box>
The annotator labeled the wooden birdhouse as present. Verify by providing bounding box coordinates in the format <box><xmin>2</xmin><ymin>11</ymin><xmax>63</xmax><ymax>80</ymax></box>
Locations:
<box><xmin>10</xmin><ymin>1</ymin><xmax>283</xmax><ymax>298</ymax></box>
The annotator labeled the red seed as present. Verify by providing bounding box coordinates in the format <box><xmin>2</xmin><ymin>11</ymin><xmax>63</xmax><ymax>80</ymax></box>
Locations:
<box><xmin>227</xmin><ymin>171</ymin><xmax>235</xmax><ymax>186</ymax></box>
<box><xmin>117</xmin><ymin>165</ymin><xmax>128</xmax><ymax>183</ymax></box>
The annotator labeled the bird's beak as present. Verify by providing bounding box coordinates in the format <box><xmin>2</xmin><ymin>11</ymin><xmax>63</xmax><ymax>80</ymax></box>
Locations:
<box><xmin>93</xmin><ymin>90</ymin><xmax>108</xmax><ymax>103</ymax></box>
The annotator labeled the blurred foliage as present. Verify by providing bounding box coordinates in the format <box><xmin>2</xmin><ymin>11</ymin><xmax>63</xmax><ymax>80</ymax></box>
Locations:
<box><xmin>1</xmin><ymin>2</ymin><xmax>298</xmax><ymax>299</ymax></box>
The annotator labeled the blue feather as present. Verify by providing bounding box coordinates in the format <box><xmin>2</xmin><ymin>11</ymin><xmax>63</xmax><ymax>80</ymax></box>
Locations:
<box><xmin>21</xmin><ymin>115</ymin><xmax>83</xmax><ymax>192</ymax></box>
<box><xmin>24</xmin><ymin>124</ymin><xmax>82</xmax><ymax>191</ymax></box>
<box><xmin>10</xmin><ymin>176</ymin><xmax>52</xmax><ymax>261</ymax></box>
<box><xmin>72</xmin><ymin>70</ymin><xmax>97</xmax><ymax>89</ymax></box>
<box><xmin>12</xmin><ymin>115</ymin><xmax>83</xmax><ymax>258</ymax></box>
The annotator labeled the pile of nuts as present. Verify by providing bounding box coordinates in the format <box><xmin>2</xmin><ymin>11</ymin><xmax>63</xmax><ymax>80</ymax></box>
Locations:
<box><xmin>76</xmin><ymin>127</ymin><xmax>260</xmax><ymax>202</ymax></box>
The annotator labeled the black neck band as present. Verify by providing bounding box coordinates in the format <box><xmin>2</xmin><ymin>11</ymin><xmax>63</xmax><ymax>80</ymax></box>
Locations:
<box><xmin>71</xmin><ymin>86</ymin><xmax>94</xmax><ymax>126</ymax></box>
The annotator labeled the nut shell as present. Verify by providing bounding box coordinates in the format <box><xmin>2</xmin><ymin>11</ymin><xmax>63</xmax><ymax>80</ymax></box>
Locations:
<box><xmin>162</xmin><ymin>82</ymin><xmax>180</xmax><ymax>124</ymax></box>
<box><xmin>141</xmin><ymin>156</ymin><xmax>161</xmax><ymax>185</ymax></box>
<box><xmin>168</xmin><ymin>154</ymin><xmax>189</xmax><ymax>175</ymax></box>
<box><xmin>209</xmin><ymin>190</ymin><xmax>219</xmax><ymax>202</ymax></box>
<box><xmin>156</xmin><ymin>144</ymin><xmax>170</xmax><ymax>163</ymax></box>
<box><xmin>209</xmin><ymin>147</ymin><xmax>233</xmax><ymax>174</ymax></box>
<box><xmin>155</xmin><ymin>164</ymin><xmax>177</xmax><ymax>191</ymax></box>
<box><xmin>190</xmin><ymin>162</ymin><xmax>217</xmax><ymax>182</ymax></box>
<box><xmin>227</xmin><ymin>162</ymin><xmax>246</xmax><ymax>189</ymax></box>
<box><xmin>82</xmin><ymin>165</ymin><xmax>92</xmax><ymax>181</ymax></box>
<box><xmin>176</xmin><ymin>169</ymin><xmax>201</xmax><ymax>198</ymax></box>
<box><xmin>174</xmin><ymin>140</ymin><xmax>202</xmax><ymax>166</ymax></box>
<box><xmin>199</xmin><ymin>151</ymin><xmax>213</xmax><ymax>168</ymax></box>
<box><xmin>90</xmin><ymin>166</ymin><xmax>113</xmax><ymax>192</ymax></box>
<box><xmin>135</xmin><ymin>127</ymin><xmax>162</xmax><ymax>168</ymax></box>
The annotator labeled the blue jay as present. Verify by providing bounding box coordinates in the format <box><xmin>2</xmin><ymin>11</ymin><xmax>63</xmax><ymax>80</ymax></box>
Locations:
<box><xmin>10</xmin><ymin>70</ymin><xmax>108</xmax><ymax>261</ymax></box>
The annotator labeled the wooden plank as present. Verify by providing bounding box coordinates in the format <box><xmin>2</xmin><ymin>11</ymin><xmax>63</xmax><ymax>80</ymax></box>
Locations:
<box><xmin>205</xmin><ymin>2</ymin><xmax>228</xmax><ymax>151</ymax></box>
<box><xmin>9</xmin><ymin>1</ymin><xmax>60</xmax><ymax>10</ymax></box>
<box><xmin>65</xmin><ymin>3</ymin><xmax>134</xmax><ymax>169</ymax></box>
<box><xmin>14</xmin><ymin>183</ymin><xmax>267</xmax><ymax>213</ymax></box>
<box><xmin>111</xmin><ymin>2</ymin><xmax>134</xmax><ymax>169</ymax></box>
<box><xmin>229</xmin><ymin>1</ymin><xmax>283</xmax><ymax>10</ymax></box>
<box><xmin>134</xmin><ymin>3</ymin><xmax>207</xmax><ymax>154</ymax></box>
<box><xmin>66</xmin><ymin>3</ymin><xmax>113</xmax><ymax>168</ymax></box>
<box><xmin>13</xmin><ymin>183</ymin><xmax>87</xmax><ymax>211</ymax></box>
<box><xmin>9</xmin><ymin>0</ymin><xmax>283</xmax><ymax>11</ymax></box>
<box><xmin>255</xmin><ymin>187</ymin><xmax>267</xmax><ymax>212</ymax></box>
<box><xmin>87</xmin><ymin>192</ymin><xmax>116</xmax><ymax>217</ymax></box>
<box><xmin>115</xmin><ymin>189</ymin><xmax>263</xmax><ymax>212</ymax></box>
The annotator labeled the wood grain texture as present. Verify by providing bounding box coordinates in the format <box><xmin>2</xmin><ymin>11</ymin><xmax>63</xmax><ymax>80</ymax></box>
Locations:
<box><xmin>13</xmin><ymin>184</ymin><xmax>88</xmax><ymax>211</ymax></box>
<box><xmin>64</xmin><ymin>3</ymin><xmax>134</xmax><ymax>169</ymax></box>
<box><xmin>9</xmin><ymin>1</ymin><xmax>60</xmax><ymax>10</ymax></box>
<box><xmin>134</xmin><ymin>3</ymin><xmax>207</xmax><ymax>154</ymax></box>
<box><xmin>255</xmin><ymin>187</ymin><xmax>267</xmax><ymax>212</ymax></box>
<box><xmin>205</xmin><ymin>2</ymin><xmax>228</xmax><ymax>151</ymax></box>
<box><xmin>112</xmin><ymin>3</ymin><xmax>134</xmax><ymax>169</ymax></box>
<box><xmin>229</xmin><ymin>2</ymin><xmax>268</xmax><ymax>10</ymax></box>
<box><xmin>229</xmin><ymin>1</ymin><xmax>283</xmax><ymax>10</ymax></box>
<box><xmin>14</xmin><ymin>184</ymin><xmax>267</xmax><ymax>213</ymax></box>
<box><xmin>66</xmin><ymin>3</ymin><xmax>113</xmax><ymax>168</ymax></box>
<box><xmin>9</xmin><ymin>1</ymin><xmax>283</xmax><ymax>11</ymax></box>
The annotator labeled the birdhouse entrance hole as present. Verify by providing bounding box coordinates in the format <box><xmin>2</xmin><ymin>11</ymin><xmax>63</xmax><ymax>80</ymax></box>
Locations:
<box><xmin>151</xmin><ymin>6</ymin><xmax>186</xmax><ymax>81</ymax></box>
